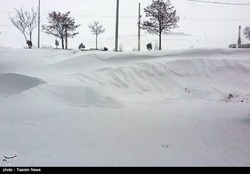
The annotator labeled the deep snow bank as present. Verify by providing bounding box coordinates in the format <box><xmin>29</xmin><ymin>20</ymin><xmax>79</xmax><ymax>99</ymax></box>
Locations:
<box><xmin>67</xmin><ymin>49</ymin><xmax>250</xmax><ymax>103</ymax></box>
<box><xmin>1</xmin><ymin>48</ymin><xmax>250</xmax><ymax>166</ymax></box>
<box><xmin>0</xmin><ymin>48</ymin><xmax>250</xmax><ymax>106</ymax></box>
<box><xmin>0</xmin><ymin>73</ymin><xmax>45</xmax><ymax>97</ymax></box>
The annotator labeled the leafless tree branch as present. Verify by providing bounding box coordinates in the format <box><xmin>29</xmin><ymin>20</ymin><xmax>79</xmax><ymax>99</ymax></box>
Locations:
<box><xmin>9</xmin><ymin>7</ymin><xmax>38</xmax><ymax>48</ymax></box>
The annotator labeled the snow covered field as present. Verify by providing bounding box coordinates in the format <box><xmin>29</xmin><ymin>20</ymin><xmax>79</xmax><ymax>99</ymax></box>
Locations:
<box><xmin>0</xmin><ymin>48</ymin><xmax>250</xmax><ymax>166</ymax></box>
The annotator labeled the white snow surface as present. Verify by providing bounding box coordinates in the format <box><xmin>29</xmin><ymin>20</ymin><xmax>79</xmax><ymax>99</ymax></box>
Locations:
<box><xmin>0</xmin><ymin>48</ymin><xmax>250</xmax><ymax>166</ymax></box>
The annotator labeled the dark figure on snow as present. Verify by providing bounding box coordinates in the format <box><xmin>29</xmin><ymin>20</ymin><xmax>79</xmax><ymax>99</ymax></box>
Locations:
<box><xmin>55</xmin><ymin>39</ymin><xmax>59</xmax><ymax>49</ymax></box>
<box><xmin>78</xmin><ymin>43</ymin><xmax>85</xmax><ymax>50</ymax></box>
<box><xmin>26</xmin><ymin>40</ymin><xmax>33</xmax><ymax>49</ymax></box>
<box><xmin>147</xmin><ymin>43</ymin><xmax>152</xmax><ymax>51</ymax></box>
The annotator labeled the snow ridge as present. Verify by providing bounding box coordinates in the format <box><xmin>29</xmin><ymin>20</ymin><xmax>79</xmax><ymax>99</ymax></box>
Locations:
<box><xmin>0</xmin><ymin>73</ymin><xmax>45</xmax><ymax>97</ymax></box>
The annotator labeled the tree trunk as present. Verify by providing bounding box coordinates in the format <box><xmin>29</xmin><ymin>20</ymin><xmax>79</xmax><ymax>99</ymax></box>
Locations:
<box><xmin>29</xmin><ymin>33</ymin><xmax>32</xmax><ymax>44</ymax></box>
<box><xmin>61</xmin><ymin>37</ymin><xmax>64</xmax><ymax>49</ymax></box>
<box><xmin>96</xmin><ymin>34</ymin><xmax>98</xmax><ymax>50</ymax></box>
<box><xmin>22</xmin><ymin>31</ymin><xmax>28</xmax><ymax>42</ymax></box>
<box><xmin>159</xmin><ymin>32</ymin><xmax>162</xmax><ymax>50</ymax></box>
<box><xmin>27</xmin><ymin>33</ymin><xmax>32</xmax><ymax>49</ymax></box>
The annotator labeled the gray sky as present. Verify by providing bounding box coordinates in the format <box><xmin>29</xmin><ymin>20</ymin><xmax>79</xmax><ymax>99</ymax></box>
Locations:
<box><xmin>0</xmin><ymin>0</ymin><xmax>250</xmax><ymax>49</ymax></box>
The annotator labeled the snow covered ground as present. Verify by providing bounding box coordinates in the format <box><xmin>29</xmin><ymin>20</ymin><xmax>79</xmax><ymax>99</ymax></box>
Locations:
<box><xmin>0</xmin><ymin>48</ymin><xmax>250</xmax><ymax>166</ymax></box>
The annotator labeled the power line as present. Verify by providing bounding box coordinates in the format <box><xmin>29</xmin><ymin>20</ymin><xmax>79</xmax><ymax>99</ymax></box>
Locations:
<box><xmin>1</xmin><ymin>10</ymin><xmax>250</xmax><ymax>22</ymax></box>
<box><xmin>181</xmin><ymin>17</ymin><xmax>250</xmax><ymax>22</ymax></box>
<box><xmin>187</xmin><ymin>0</ymin><xmax>250</xmax><ymax>5</ymax></box>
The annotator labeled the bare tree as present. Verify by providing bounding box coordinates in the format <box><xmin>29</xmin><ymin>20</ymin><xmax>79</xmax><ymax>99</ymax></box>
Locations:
<box><xmin>42</xmin><ymin>11</ymin><xmax>80</xmax><ymax>49</ymax></box>
<box><xmin>142</xmin><ymin>0</ymin><xmax>179</xmax><ymax>50</ymax></box>
<box><xmin>244</xmin><ymin>26</ymin><xmax>250</xmax><ymax>40</ymax></box>
<box><xmin>88</xmin><ymin>21</ymin><xmax>105</xmax><ymax>50</ymax></box>
<box><xmin>9</xmin><ymin>7</ymin><xmax>38</xmax><ymax>49</ymax></box>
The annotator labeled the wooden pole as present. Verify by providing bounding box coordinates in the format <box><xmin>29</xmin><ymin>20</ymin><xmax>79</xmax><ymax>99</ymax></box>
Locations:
<box><xmin>115</xmin><ymin>0</ymin><xmax>119</xmax><ymax>51</ymax></box>
<box><xmin>65</xmin><ymin>27</ymin><xmax>68</xmax><ymax>49</ymax></box>
<box><xmin>138</xmin><ymin>3</ymin><xmax>141</xmax><ymax>51</ymax></box>
<box><xmin>238</xmin><ymin>25</ymin><xmax>241</xmax><ymax>48</ymax></box>
<box><xmin>38</xmin><ymin>0</ymin><xmax>40</xmax><ymax>48</ymax></box>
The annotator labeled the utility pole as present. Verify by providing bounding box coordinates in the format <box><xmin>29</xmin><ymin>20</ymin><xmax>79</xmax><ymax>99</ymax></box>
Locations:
<box><xmin>115</xmin><ymin>0</ymin><xmax>119</xmax><ymax>52</ymax></box>
<box><xmin>138</xmin><ymin>3</ymin><xmax>141</xmax><ymax>51</ymax></box>
<box><xmin>38</xmin><ymin>0</ymin><xmax>40</xmax><ymax>48</ymax></box>
<box><xmin>65</xmin><ymin>25</ymin><xmax>68</xmax><ymax>49</ymax></box>
<box><xmin>238</xmin><ymin>25</ymin><xmax>241</xmax><ymax>48</ymax></box>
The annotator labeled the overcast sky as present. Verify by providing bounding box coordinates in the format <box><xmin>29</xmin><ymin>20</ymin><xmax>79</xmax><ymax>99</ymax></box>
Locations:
<box><xmin>0</xmin><ymin>0</ymin><xmax>250</xmax><ymax>49</ymax></box>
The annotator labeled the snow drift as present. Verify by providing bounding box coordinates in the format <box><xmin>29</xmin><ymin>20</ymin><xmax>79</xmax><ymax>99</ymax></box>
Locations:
<box><xmin>1</xmin><ymin>48</ymin><xmax>249</xmax><ymax>106</ymax></box>
<box><xmin>0</xmin><ymin>48</ymin><xmax>250</xmax><ymax>166</ymax></box>
<box><xmin>92</xmin><ymin>57</ymin><xmax>250</xmax><ymax>98</ymax></box>
<box><xmin>0</xmin><ymin>73</ymin><xmax>45</xmax><ymax>97</ymax></box>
